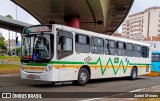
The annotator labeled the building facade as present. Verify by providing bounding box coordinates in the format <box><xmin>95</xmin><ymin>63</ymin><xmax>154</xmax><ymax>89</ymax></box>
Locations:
<box><xmin>122</xmin><ymin>7</ymin><xmax>160</xmax><ymax>40</ymax></box>
<box><xmin>5</xmin><ymin>39</ymin><xmax>21</xmax><ymax>54</ymax></box>
<box><xmin>143</xmin><ymin>36</ymin><xmax>160</xmax><ymax>52</ymax></box>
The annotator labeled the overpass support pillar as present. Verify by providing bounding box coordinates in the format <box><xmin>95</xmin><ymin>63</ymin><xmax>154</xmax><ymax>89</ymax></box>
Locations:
<box><xmin>65</xmin><ymin>17</ymin><xmax>80</xmax><ymax>29</ymax></box>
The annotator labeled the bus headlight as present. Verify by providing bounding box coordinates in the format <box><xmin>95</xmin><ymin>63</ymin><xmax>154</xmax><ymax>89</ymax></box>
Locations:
<box><xmin>45</xmin><ymin>65</ymin><xmax>53</xmax><ymax>72</ymax></box>
<box><xmin>21</xmin><ymin>65</ymin><xmax>24</xmax><ymax>70</ymax></box>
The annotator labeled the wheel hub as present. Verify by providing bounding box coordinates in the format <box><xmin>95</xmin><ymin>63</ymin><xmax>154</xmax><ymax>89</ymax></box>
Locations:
<box><xmin>80</xmin><ymin>72</ymin><xmax>87</xmax><ymax>83</ymax></box>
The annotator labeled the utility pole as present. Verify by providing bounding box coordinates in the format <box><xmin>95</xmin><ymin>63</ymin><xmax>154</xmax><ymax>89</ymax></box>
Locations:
<box><xmin>9</xmin><ymin>30</ymin><xmax>10</xmax><ymax>55</ymax></box>
<box><xmin>15</xmin><ymin>5</ymin><xmax>17</xmax><ymax>56</ymax></box>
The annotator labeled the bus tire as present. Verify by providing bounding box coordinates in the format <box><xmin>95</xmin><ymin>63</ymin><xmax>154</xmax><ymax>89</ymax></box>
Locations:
<box><xmin>130</xmin><ymin>67</ymin><xmax>137</xmax><ymax>80</ymax></box>
<box><xmin>77</xmin><ymin>68</ymin><xmax>89</xmax><ymax>86</ymax></box>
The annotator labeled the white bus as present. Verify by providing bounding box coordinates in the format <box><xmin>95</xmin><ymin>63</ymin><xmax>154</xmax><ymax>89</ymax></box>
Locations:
<box><xmin>21</xmin><ymin>24</ymin><xmax>151</xmax><ymax>85</ymax></box>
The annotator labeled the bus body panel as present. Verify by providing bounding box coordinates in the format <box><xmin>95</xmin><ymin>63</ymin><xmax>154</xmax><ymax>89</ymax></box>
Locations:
<box><xmin>151</xmin><ymin>52</ymin><xmax>160</xmax><ymax>75</ymax></box>
<box><xmin>20</xmin><ymin>24</ymin><xmax>151</xmax><ymax>82</ymax></box>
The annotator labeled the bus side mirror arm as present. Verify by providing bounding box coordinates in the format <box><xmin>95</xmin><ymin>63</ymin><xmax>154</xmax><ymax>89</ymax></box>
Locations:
<box><xmin>59</xmin><ymin>36</ymin><xmax>66</xmax><ymax>44</ymax></box>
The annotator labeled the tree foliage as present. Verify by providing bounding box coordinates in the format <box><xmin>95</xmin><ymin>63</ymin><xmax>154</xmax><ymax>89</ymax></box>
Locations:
<box><xmin>6</xmin><ymin>15</ymin><xmax>13</xmax><ymax>19</ymax></box>
<box><xmin>12</xmin><ymin>47</ymin><xmax>21</xmax><ymax>56</ymax></box>
<box><xmin>0</xmin><ymin>36</ymin><xmax>6</xmax><ymax>49</ymax></box>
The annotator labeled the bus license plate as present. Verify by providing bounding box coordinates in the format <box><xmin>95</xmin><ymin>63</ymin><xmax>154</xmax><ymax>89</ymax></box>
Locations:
<box><xmin>27</xmin><ymin>74</ymin><xmax>40</xmax><ymax>79</ymax></box>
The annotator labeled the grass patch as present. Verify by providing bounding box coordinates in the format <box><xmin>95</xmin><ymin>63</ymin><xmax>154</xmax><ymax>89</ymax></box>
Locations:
<box><xmin>0</xmin><ymin>64</ymin><xmax>20</xmax><ymax>75</ymax></box>
<box><xmin>0</xmin><ymin>56</ymin><xmax>20</xmax><ymax>62</ymax></box>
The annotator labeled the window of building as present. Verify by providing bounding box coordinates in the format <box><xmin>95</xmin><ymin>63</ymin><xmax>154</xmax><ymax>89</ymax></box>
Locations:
<box><xmin>91</xmin><ymin>37</ymin><xmax>104</xmax><ymax>54</ymax></box>
<box><xmin>57</xmin><ymin>30</ymin><xmax>73</xmax><ymax>59</ymax></box>
<box><xmin>134</xmin><ymin>44</ymin><xmax>141</xmax><ymax>57</ymax></box>
<box><xmin>75</xmin><ymin>34</ymin><xmax>90</xmax><ymax>53</ymax></box>
<box><xmin>142</xmin><ymin>46</ymin><xmax>149</xmax><ymax>58</ymax></box>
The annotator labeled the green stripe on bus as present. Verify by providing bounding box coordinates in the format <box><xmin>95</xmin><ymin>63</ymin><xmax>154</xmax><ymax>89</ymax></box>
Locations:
<box><xmin>25</xmin><ymin>57</ymin><xmax>151</xmax><ymax>75</ymax></box>
<box><xmin>49</xmin><ymin>61</ymin><xmax>84</xmax><ymax>64</ymax></box>
<box><xmin>26</xmin><ymin>63</ymin><xmax>48</xmax><ymax>66</ymax></box>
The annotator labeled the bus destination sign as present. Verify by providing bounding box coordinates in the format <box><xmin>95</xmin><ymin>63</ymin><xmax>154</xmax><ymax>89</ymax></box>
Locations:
<box><xmin>24</xmin><ymin>25</ymin><xmax>52</xmax><ymax>34</ymax></box>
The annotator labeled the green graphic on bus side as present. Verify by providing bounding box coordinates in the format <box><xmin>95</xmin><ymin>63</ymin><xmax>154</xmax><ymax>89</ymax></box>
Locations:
<box><xmin>25</xmin><ymin>57</ymin><xmax>150</xmax><ymax>76</ymax></box>
<box><xmin>88</xmin><ymin>57</ymin><xmax>129</xmax><ymax>75</ymax></box>
<box><xmin>114</xmin><ymin>57</ymin><xmax>119</xmax><ymax>63</ymax></box>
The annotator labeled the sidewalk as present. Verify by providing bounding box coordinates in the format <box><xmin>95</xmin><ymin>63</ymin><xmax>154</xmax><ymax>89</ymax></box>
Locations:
<box><xmin>0</xmin><ymin>60</ymin><xmax>20</xmax><ymax>65</ymax></box>
<box><xmin>0</xmin><ymin>73</ymin><xmax>20</xmax><ymax>77</ymax></box>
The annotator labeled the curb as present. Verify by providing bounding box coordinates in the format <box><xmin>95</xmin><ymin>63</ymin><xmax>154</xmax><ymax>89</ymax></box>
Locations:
<box><xmin>142</xmin><ymin>71</ymin><xmax>159</xmax><ymax>77</ymax></box>
<box><xmin>0</xmin><ymin>59</ymin><xmax>20</xmax><ymax>64</ymax></box>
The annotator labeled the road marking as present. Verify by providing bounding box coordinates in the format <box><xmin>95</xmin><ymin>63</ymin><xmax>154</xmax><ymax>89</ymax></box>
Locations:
<box><xmin>80</xmin><ymin>98</ymin><xmax>102</xmax><ymax>101</ymax></box>
<box><xmin>129</xmin><ymin>88</ymin><xmax>147</xmax><ymax>92</ymax></box>
<box><xmin>109</xmin><ymin>92</ymin><xmax>128</xmax><ymax>97</ymax></box>
<box><xmin>80</xmin><ymin>85</ymin><xmax>160</xmax><ymax>101</ymax></box>
<box><xmin>129</xmin><ymin>85</ymin><xmax>160</xmax><ymax>92</ymax></box>
<box><xmin>150</xmin><ymin>85</ymin><xmax>160</xmax><ymax>89</ymax></box>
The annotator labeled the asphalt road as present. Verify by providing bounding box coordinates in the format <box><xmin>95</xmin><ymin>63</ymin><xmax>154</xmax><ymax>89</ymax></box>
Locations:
<box><xmin>0</xmin><ymin>76</ymin><xmax>160</xmax><ymax>101</ymax></box>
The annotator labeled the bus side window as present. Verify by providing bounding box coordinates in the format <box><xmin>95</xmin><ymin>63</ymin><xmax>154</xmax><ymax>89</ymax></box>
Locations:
<box><xmin>152</xmin><ymin>54</ymin><xmax>155</xmax><ymax>62</ymax></box>
<box><xmin>57</xmin><ymin>30</ymin><xmax>73</xmax><ymax>59</ymax></box>
<box><xmin>142</xmin><ymin>46</ymin><xmax>149</xmax><ymax>58</ymax></box>
<box><xmin>117</xmin><ymin>41</ymin><xmax>125</xmax><ymax>56</ymax></box>
<box><xmin>75</xmin><ymin>34</ymin><xmax>90</xmax><ymax>53</ymax></box>
<box><xmin>91</xmin><ymin>37</ymin><xmax>104</xmax><ymax>54</ymax></box>
<box><xmin>154</xmin><ymin>54</ymin><xmax>160</xmax><ymax>62</ymax></box>
<box><xmin>126</xmin><ymin>43</ymin><xmax>133</xmax><ymax>57</ymax></box>
<box><xmin>134</xmin><ymin>44</ymin><xmax>141</xmax><ymax>57</ymax></box>
<box><xmin>109</xmin><ymin>40</ymin><xmax>116</xmax><ymax>55</ymax></box>
<box><xmin>105</xmin><ymin>39</ymin><xmax>110</xmax><ymax>55</ymax></box>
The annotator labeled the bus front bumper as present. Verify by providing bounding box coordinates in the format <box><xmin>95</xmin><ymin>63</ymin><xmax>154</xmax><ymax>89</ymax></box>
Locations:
<box><xmin>20</xmin><ymin>69</ymin><xmax>57</xmax><ymax>81</ymax></box>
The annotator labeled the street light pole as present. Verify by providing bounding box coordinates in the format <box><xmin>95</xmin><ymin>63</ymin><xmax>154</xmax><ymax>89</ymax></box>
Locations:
<box><xmin>15</xmin><ymin>5</ymin><xmax>17</xmax><ymax>56</ymax></box>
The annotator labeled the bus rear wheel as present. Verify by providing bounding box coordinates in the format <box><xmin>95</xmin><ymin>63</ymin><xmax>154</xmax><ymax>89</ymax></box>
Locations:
<box><xmin>130</xmin><ymin>67</ymin><xmax>137</xmax><ymax>80</ymax></box>
<box><xmin>77</xmin><ymin>68</ymin><xmax>89</xmax><ymax>86</ymax></box>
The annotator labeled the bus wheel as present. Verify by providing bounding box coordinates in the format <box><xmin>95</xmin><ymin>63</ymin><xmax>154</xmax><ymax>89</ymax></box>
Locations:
<box><xmin>130</xmin><ymin>67</ymin><xmax>137</xmax><ymax>80</ymax></box>
<box><xmin>77</xmin><ymin>68</ymin><xmax>89</xmax><ymax>86</ymax></box>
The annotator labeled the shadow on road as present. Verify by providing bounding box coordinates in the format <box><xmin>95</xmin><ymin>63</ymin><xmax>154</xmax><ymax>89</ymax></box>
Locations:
<box><xmin>28</xmin><ymin>76</ymin><xmax>148</xmax><ymax>88</ymax></box>
<box><xmin>88</xmin><ymin>77</ymin><xmax>145</xmax><ymax>84</ymax></box>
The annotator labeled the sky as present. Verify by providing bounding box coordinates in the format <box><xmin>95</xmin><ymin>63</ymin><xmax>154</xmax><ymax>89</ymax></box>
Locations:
<box><xmin>0</xmin><ymin>0</ymin><xmax>160</xmax><ymax>40</ymax></box>
<box><xmin>0</xmin><ymin>0</ymin><xmax>40</xmax><ymax>41</ymax></box>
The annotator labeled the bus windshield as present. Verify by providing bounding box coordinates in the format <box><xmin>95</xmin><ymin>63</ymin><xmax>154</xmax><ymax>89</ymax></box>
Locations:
<box><xmin>21</xmin><ymin>33</ymin><xmax>53</xmax><ymax>61</ymax></box>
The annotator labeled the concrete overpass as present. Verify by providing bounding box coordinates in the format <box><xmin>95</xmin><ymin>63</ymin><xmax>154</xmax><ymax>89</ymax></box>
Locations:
<box><xmin>11</xmin><ymin>0</ymin><xmax>134</xmax><ymax>35</ymax></box>
<box><xmin>0</xmin><ymin>15</ymin><xmax>32</xmax><ymax>33</ymax></box>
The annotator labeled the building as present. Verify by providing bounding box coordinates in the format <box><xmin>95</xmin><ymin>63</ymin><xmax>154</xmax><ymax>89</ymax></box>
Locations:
<box><xmin>5</xmin><ymin>39</ymin><xmax>21</xmax><ymax>54</ymax></box>
<box><xmin>122</xmin><ymin>7</ymin><xmax>160</xmax><ymax>40</ymax></box>
<box><xmin>143</xmin><ymin>36</ymin><xmax>160</xmax><ymax>52</ymax></box>
<box><xmin>112</xmin><ymin>32</ymin><xmax>129</xmax><ymax>39</ymax></box>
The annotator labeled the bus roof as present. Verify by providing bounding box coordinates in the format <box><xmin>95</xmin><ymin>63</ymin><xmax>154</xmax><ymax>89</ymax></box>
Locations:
<box><xmin>55</xmin><ymin>24</ymin><xmax>151</xmax><ymax>47</ymax></box>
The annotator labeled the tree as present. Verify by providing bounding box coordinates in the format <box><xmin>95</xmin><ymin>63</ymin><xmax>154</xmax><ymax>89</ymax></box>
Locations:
<box><xmin>6</xmin><ymin>15</ymin><xmax>13</xmax><ymax>19</ymax></box>
<box><xmin>12</xmin><ymin>47</ymin><xmax>21</xmax><ymax>56</ymax></box>
<box><xmin>0</xmin><ymin>36</ymin><xmax>5</xmax><ymax>49</ymax></box>
<box><xmin>0</xmin><ymin>36</ymin><xmax>7</xmax><ymax>55</ymax></box>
